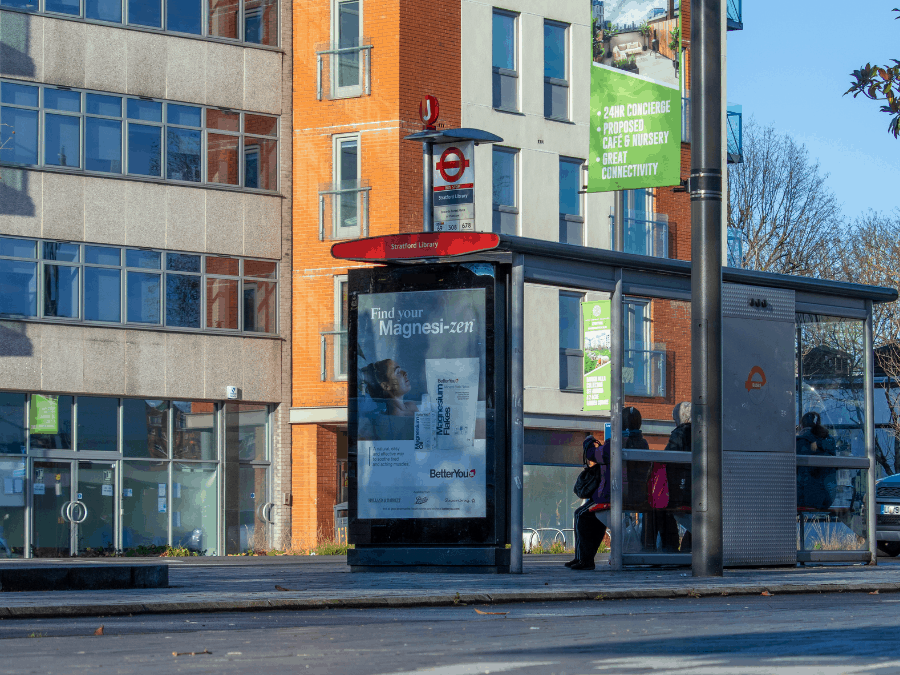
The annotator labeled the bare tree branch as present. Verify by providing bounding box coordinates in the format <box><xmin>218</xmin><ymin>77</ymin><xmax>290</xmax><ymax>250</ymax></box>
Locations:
<box><xmin>728</xmin><ymin>119</ymin><xmax>844</xmax><ymax>277</ymax></box>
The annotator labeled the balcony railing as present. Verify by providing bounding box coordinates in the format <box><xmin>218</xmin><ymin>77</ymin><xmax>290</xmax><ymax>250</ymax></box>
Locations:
<box><xmin>727</xmin><ymin>105</ymin><xmax>743</xmax><ymax>164</ymax></box>
<box><xmin>320</xmin><ymin>325</ymin><xmax>348</xmax><ymax>382</ymax></box>
<box><xmin>316</xmin><ymin>39</ymin><xmax>373</xmax><ymax>101</ymax></box>
<box><xmin>624</xmin><ymin>349</ymin><xmax>667</xmax><ymax>398</ymax></box>
<box><xmin>318</xmin><ymin>180</ymin><xmax>371</xmax><ymax>241</ymax></box>
<box><xmin>727</xmin><ymin>0</ymin><xmax>743</xmax><ymax>31</ymax></box>
<box><xmin>682</xmin><ymin>96</ymin><xmax>690</xmax><ymax>144</ymax></box>
<box><xmin>611</xmin><ymin>210</ymin><xmax>669</xmax><ymax>258</ymax></box>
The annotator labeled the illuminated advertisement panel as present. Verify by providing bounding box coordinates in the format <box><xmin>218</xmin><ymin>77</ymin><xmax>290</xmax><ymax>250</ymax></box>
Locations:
<box><xmin>588</xmin><ymin>0</ymin><xmax>682</xmax><ymax>192</ymax></box>
<box><xmin>348</xmin><ymin>264</ymin><xmax>501</xmax><ymax>545</ymax></box>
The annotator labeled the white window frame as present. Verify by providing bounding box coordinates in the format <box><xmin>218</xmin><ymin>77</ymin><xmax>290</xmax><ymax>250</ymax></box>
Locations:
<box><xmin>492</xmin><ymin>146</ymin><xmax>519</xmax><ymax>235</ymax></box>
<box><xmin>330</xmin><ymin>0</ymin><xmax>364</xmax><ymax>99</ymax></box>
<box><xmin>543</xmin><ymin>19</ymin><xmax>570</xmax><ymax>121</ymax></box>
<box><xmin>331</xmin><ymin>132</ymin><xmax>362</xmax><ymax>239</ymax></box>
<box><xmin>492</xmin><ymin>8</ymin><xmax>519</xmax><ymax>112</ymax></box>
<box><xmin>334</xmin><ymin>275</ymin><xmax>348</xmax><ymax>380</ymax></box>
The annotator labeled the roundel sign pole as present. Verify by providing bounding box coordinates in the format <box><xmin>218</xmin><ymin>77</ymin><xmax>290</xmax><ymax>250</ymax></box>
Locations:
<box><xmin>419</xmin><ymin>96</ymin><xmax>440</xmax><ymax>232</ymax></box>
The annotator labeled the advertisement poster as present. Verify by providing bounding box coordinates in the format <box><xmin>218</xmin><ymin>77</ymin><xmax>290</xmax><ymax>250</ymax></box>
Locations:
<box><xmin>432</xmin><ymin>141</ymin><xmax>475</xmax><ymax>232</ymax></box>
<box><xmin>588</xmin><ymin>0</ymin><xmax>682</xmax><ymax>192</ymax></box>
<box><xmin>29</xmin><ymin>394</ymin><xmax>58</xmax><ymax>435</ymax></box>
<box><xmin>356</xmin><ymin>288</ymin><xmax>487</xmax><ymax>519</ymax></box>
<box><xmin>583</xmin><ymin>300</ymin><xmax>612</xmax><ymax>411</ymax></box>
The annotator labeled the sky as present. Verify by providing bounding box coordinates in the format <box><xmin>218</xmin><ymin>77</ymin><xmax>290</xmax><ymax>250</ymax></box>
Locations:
<box><xmin>726</xmin><ymin>0</ymin><xmax>900</xmax><ymax>221</ymax></box>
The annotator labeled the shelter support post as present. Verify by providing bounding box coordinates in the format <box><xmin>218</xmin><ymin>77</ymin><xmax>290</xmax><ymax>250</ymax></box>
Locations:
<box><xmin>609</xmin><ymin>268</ymin><xmax>624</xmax><ymax>571</ymax></box>
<box><xmin>509</xmin><ymin>254</ymin><xmax>525</xmax><ymax>573</ymax></box>
<box><xmin>690</xmin><ymin>0</ymin><xmax>724</xmax><ymax>577</ymax></box>
<box><xmin>865</xmin><ymin>299</ymin><xmax>877</xmax><ymax>565</ymax></box>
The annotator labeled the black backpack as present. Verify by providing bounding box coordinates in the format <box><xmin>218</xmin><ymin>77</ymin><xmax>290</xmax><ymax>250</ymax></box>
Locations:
<box><xmin>573</xmin><ymin>464</ymin><xmax>603</xmax><ymax>499</ymax></box>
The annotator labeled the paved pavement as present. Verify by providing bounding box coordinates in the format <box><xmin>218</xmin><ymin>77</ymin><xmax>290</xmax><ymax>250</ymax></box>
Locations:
<box><xmin>0</xmin><ymin>555</ymin><xmax>900</xmax><ymax>618</ymax></box>
<box><xmin>2</xmin><ymin>555</ymin><xmax>900</xmax><ymax>619</ymax></box>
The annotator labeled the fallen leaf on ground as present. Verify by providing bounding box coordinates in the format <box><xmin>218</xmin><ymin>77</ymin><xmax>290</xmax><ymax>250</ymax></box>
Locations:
<box><xmin>275</xmin><ymin>585</ymin><xmax>291</xmax><ymax>591</ymax></box>
<box><xmin>474</xmin><ymin>608</ymin><xmax>508</xmax><ymax>616</ymax></box>
<box><xmin>172</xmin><ymin>649</ymin><xmax>212</xmax><ymax>657</ymax></box>
<box><xmin>869</xmin><ymin>590</ymin><xmax>880</xmax><ymax>595</ymax></box>
<box><xmin>761</xmin><ymin>591</ymin><xmax>772</xmax><ymax>597</ymax></box>
<box><xmin>688</xmin><ymin>590</ymin><xmax>700</xmax><ymax>598</ymax></box>
<box><xmin>94</xmin><ymin>626</ymin><xmax>104</xmax><ymax>636</ymax></box>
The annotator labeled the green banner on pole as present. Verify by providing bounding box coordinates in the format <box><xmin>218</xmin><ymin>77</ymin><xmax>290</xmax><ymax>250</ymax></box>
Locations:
<box><xmin>583</xmin><ymin>300</ymin><xmax>611</xmax><ymax>412</ymax></box>
<box><xmin>29</xmin><ymin>394</ymin><xmax>58</xmax><ymax>435</ymax></box>
<box><xmin>588</xmin><ymin>6</ymin><xmax>682</xmax><ymax>193</ymax></box>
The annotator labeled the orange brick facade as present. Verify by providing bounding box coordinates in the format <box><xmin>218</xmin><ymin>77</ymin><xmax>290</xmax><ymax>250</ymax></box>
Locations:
<box><xmin>291</xmin><ymin>0</ymin><xmax>462</xmax><ymax>545</ymax></box>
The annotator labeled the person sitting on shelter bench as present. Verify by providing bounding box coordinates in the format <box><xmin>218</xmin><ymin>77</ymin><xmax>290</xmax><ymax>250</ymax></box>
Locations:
<box><xmin>567</xmin><ymin>407</ymin><xmax>648</xmax><ymax>570</ymax></box>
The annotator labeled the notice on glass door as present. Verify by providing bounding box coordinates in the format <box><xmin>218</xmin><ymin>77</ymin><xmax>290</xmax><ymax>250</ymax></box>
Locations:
<box><xmin>101</xmin><ymin>484</ymin><xmax>114</xmax><ymax>497</ymax></box>
<box><xmin>33</xmin><ymin>483</ymin><xmax>45</xmax><ymax>495</ymax></box>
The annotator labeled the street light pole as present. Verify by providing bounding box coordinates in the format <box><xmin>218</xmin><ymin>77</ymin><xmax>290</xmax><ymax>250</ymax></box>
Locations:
<box><xmin>690</xmin><ymin>0</ymin><xmax>724</xmax><ymax>577</ymax></box>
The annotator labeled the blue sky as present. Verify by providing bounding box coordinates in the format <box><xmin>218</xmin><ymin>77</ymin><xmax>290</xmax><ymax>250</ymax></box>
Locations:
<box><xmin>726</xmin><ymin>0</ymin><xmax>899</xmax><ymax>220</ymax></box>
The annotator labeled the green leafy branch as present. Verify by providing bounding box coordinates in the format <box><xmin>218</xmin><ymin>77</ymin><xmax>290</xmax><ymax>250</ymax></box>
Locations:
<box><xmin>844</xmin><ymin>9</ymin><xmax>900</xmax><ymax>138</ymax></box>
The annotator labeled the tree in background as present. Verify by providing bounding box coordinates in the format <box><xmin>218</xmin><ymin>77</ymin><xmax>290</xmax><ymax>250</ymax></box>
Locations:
<box><xmin>727</xmin><ymin>119</ymin><xmax>843</xmax><ymax>277</ymax></box>
<box><xmin>845</xmin><ymin>8</ymin><xmax>900</xmax><ymax>138</ymax></box>
<box><xmin>837</xmin><ymin>211</ymin><xmax>900</xmax><ymax>475</ymax></box>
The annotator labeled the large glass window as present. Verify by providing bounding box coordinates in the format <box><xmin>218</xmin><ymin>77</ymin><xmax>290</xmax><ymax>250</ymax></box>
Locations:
<box><xmin>0</xmin><ymin>459</ymin><xmax>26</xmax><ymax>557</ymax></box>
<box><xmin>492</xmin><ymin>146</ymin><xmax>517</xmax><ymax>236</ymax></box>
<box><xmin>0</xmin><ymin>237</ymin><xmax>277</xmax><ymax>334</ymax></box>
<box><xmin>0</xmin><ymin>80</ymin><xmax>279</xmax><ymax>192</ymax></box>
<box><xmin>121</xmin><ymin>461</ymin><xmax>169</xmax><ymax>550</ymax></box>
<box><xmin>122</xmin><ymin>400</ymin><xmax>168</xmax><ymax>459</ymax></box>
<box><xmin>559</xmin><ymin>290</ymin><xmax>583</xmax><ymax>390</ymax></box>
<box><xmin>544</xmin><ymin>20</ymin><xmax>569</xmax><ymax>121</ymax></box>
<box><xmin>0</xmin><ymin>393</ymin><xmax>25</xmax><ymax>454</ymax></box>
<box><xmin>559</xmin><ymin>157</ymin><xmax>583</xmax><ymax>245</ymax></box>
<box><xmin>77</xmin><ymin>397</ymin><xmax>118</xmax><ymax>452</ymax></box>
<box><xmin>173</xmin><ymin>462</ymin><xmax>218</xmax><ymax>555</ymax></box>
<box><xmin>0</xmin><ymin>0</ymin><xmax>277</xmax><ymax>46</ymax></box>
<box><xmin>492</xmin><ymin>10</ymin><xmax>517</xmax><ymax>111</ymax></box>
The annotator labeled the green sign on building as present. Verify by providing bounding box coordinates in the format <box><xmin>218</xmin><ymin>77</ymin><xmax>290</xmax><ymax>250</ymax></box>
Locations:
<box><xmin>29</xmin><ymin>394</ymin><xmax>59</xmax><ymax>435</ymax></box>
<box><xmin>588</xmin><ymin>8</ymin><xmax>682</xmax><ymax>193</ymax></box>
<box><xmin>582</xmin><ymin>300</ymin><xmax>611</xmax><ymax>412</ymax></box>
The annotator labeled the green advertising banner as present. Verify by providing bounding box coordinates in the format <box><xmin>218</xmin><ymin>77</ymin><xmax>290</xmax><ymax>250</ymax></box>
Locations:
<box><xmin>588</xmin><ymin>5</ymin><xmax>682</xmax><ymax>193</ymax></box>
<box><xmin>29</xmin><ymin>394</ymin><xmax>58</xmax><ymax>435</ymax></box>
<box><xmin>583</xmin><ymin>300</ymin><xmax>611</xmax><ymax>412</ymax></box>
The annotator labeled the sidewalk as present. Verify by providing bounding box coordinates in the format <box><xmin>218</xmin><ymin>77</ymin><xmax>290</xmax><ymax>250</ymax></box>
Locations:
<box><xmin>1</xmin><ymin>555</ymin><xmax>899</xmax><ymax>619</ymax></box>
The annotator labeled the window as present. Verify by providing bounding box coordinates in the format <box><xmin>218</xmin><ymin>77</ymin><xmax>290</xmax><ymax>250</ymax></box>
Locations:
<box><xmin>0</xmin><ymin>80</ymin><xmax>279</xmax><ymax>193</ymax></box>
<box><xmin>333</xmin><ymin>134</ymin><xmax>360</xmax><ymax>237</ymax></box>
<box><xmin>0</xmin><ymin>0</ymin><xmax>278</xmax><ymax>46</ymax></box>
<box><xmin>559</xmin><ymin>157</ymin><xmax>583</xmax><ymax>245</ymax></box>
<box><xmin>334</xmin><ymin>275</ymin><xmax>348</xmax><ymax>379</ymax></box>
<box><xmin>332</xmin><ymin>0</ymin><xmax>362</xmax><ymax>97</ymax></box>
<box><xmin>492</xmin><ymin>10</ymin><xmax>517</xmax><ymax>111</ymax></box>
<box><xmin>0</xmin><ymin>237</ymin><xmax>278</xmax><ymax>334</ymax></box>
<box><xmin>544</xmin><ymin>20</ymin><xmax>569</xmax><ymax>120</ymax></box>
<box><xmin>492</xmin><ymin>147</ymin><xmax>518</xmax><ymax>235</ymax></box>
<box><xmin>559</xmin><ymin>291</ymin><xmax>583</xmax><ymax>390</ymax></box>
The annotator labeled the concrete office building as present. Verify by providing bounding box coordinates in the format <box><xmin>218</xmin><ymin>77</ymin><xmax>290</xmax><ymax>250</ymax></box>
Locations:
<box><xmin>0</xmin><ymin>0</ymin><xmax>293</xmax><ymax>557</ymax></box>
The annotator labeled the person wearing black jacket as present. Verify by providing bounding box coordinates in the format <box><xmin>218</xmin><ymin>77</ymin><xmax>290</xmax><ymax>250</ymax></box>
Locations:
<box><xmin>656</xmin><ymin>401</ymin><xmax>691</xmax><ymax>551</ymax></box>
<box><xmin>567</xmin><ymin>407</ymin><xmax>649</xmax><ymax>570</ymax></box>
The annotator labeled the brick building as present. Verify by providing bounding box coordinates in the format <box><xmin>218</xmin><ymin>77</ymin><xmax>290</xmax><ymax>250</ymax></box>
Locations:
<box><xmin>290</xmin><ymin>0</ymin><xmax>742</xmax><ymax>546</ymax></box>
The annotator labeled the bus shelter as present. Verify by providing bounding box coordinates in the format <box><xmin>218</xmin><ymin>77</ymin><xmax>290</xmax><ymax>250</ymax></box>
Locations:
<box><xmin>334</xmin><ymin>232</ymin><xmax>897</xmax><ymax>571</ymax></box>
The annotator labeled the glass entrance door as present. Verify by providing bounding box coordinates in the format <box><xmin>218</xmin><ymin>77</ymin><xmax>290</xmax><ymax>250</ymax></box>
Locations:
<box><xmin>32</xmin><ymin>461</ymin><xmax>74</xmax><ymax>558</ymax></box>
<box><xmin>31</xmin><ymin>460</ymin><xmax>117</xmax><ymax>557</ymax></box>
<box><xmin>75</xmin><ymin>461</ymin><xmax>116</xmax><ymax>554</ymax></box>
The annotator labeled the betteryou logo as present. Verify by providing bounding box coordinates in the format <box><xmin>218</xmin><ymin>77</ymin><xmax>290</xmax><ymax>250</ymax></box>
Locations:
<box><xmin>429</xmin><ymin>468</ymin><xmax>476</xmax><ymax>479</ymax></box>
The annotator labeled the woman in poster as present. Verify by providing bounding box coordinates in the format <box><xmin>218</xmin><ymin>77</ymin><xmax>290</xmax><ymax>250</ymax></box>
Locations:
<box><xmin>359</xmin><ymin>359</ymin><xmax>419</xmax><ymax>440</ymax></box>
